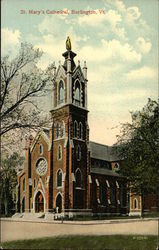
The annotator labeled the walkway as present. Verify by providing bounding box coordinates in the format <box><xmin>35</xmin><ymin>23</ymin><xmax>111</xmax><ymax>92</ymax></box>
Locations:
<box><xmin>1</xmin><ymin>218</ymin><xmax>158</xmax><ymax>242</ymax></box>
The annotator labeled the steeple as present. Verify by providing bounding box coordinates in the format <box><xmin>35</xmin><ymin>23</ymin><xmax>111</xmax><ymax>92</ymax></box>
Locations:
<box><xmin>51</xmin><ymin>37</ymin><xmax>88</xmax><ymax>109</ymax></box>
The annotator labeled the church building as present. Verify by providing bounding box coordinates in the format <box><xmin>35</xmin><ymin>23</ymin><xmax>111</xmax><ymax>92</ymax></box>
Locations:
<box><xmin>16</xmin><ymin>38</ymin><xmax>129</xmax><ymax>217</ymax></box>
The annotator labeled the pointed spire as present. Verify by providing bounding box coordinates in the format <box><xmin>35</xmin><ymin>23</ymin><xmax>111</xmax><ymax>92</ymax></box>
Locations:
<box><xmin>52</xmin><ymin>61</ymin><xmax>56</xmax><ymax>75</ymax></box>
<box><xmin>83</xmin><ymin>61</ymin><xmax>87</xmax><ymax>80</ymax></box>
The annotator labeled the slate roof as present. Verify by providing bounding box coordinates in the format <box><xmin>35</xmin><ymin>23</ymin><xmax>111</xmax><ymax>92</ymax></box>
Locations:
<box><xmin>89</xmin><ymin>141</ymin><xmax>120</xmax><ymax>162</ymax></box>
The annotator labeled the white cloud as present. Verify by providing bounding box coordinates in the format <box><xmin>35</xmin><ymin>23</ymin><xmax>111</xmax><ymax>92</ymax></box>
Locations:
<box><xmin>2</xmin><ymin>28</ymin><xmax>21</xmax><ymax>57</ymax></box>
<box><xmin>106</xmin><ymin>10</ymin><xmax>127</xmax><ymax>40</ymax></box>
<box><xmin>106</xmin><ymin>9</ymin><xmax>122</xmax><ymax>26</ymax></box>
<box><xmin>136</xmin><ymin>37</ymin><xmax>152</xmax><ymax>54</ymax></box>
<box><xmin>126</xmin><ymin>6</ymin><xmax>141</xmax><ymax>22</ymax></box>
<box><xmin>114</xmin><ymin>0</ymin><xmax>126</xmax><ymax>12</ymax></box>
<box><xmin>126</xmin><ymin>66</ymin><xmax>157</xmax><ymax>81</ymax></box>
<box><xmin>88</xmin><ymin>64</ymin><xmax>123</xmax><ymax>85</ymax></box>
<box><xmin>89</xmin><ymin>89</ymin><xmax>150</xmax><ymax>108</ymax></box>
<box><xmin>78</xmin><ymin>9</ymin><xmax>108</xmax><ymax>26</ymax></box>
<box><xmin>79</xmin><ymin>39</ymin><xmax>141</xmax><ymax>63</ymax></box>
<box><xmin>78</xmin><ymin>9</ymin><xmax>127</xmax><ymax>40</ymax></box>
<box><xmin>35</xmin><ymin>27</ymin><xmax>87</xmax><ymax>69</ymax></box>
<box><xmin>106</xmin><ymin>0</ymin><xmax>126</xmax><ymax>13</ymax></box>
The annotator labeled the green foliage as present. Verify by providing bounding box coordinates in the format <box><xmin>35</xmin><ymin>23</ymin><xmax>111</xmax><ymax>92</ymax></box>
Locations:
<box><xmin>0</xmin><ymin>152</ymin><xmax>24</xmax><ymax>215</ymax></box>
<box><xmin>117</xmin><ymin>99</ymin><xmax>159</xmax><ymax>194</ymax></box>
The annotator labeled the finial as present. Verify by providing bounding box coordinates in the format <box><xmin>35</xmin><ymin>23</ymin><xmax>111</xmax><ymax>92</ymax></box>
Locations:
<box><xmin>52</xmin><ymin>62</ymin><xmax>56</xmax><ymax>75</ymax></box>
<box><xmin>84</xmin><ymin>61</ymin><xmax>87</xmax><ymax>68</ymax></box>
<box><xmin>59</xmin><ymin>60</ymin><xmax>61</xmax><ymax>65</ymax></box>
<box><xmin>66</xmin><ymin>36</ymin><xmax>72</xmax><ymax>51</ymax></box>
<box><xmin>78</xmin><ymin>60</ymin><xmax>80</xmax><ymax>66</ymax></box>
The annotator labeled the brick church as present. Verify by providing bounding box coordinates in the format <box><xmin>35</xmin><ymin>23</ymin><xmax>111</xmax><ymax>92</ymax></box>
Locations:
<box><xmin>16</xmin><ymin>38</ymin><xmax>158</xmax><ymax>217</ymax></box>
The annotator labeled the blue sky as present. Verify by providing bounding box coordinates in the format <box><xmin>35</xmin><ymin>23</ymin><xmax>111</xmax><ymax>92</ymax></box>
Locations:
<box><xmin>2</xmin><ymin>0</ymin><xmax>158</xmax><ymax>145</ymax></box>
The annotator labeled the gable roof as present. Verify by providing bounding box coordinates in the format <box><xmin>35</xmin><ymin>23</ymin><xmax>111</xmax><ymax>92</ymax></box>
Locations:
<box><xmin>55</xmin><ymin>65</ymin><xmax>66</xmax><ymax>80</ymax></box>
<box><xmin>30</xmin><ymin>129</ymin><xmax>51</xmax><ymax>152</ymax></box>
<box><xmin>72</xmin><ymin>65</ymin><xmax>85</xmax><ymax>82</ymax></box>
<box><xmin>89</xmin><ymin>141</ymin><xmax>120</xmax><ymax>162</ymax></box>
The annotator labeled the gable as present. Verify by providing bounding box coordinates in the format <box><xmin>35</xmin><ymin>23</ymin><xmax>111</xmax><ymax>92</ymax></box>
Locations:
<box><xmin>72</xmin><ymin>65</ymin><xmax>85</xmax><ymax>82</ymax></box>
<box><xmin>55</xmin><ymin>65</ymin><xmax>66</xmax><ymax>81</ymax></box>
<box><xmin>30</xmin><ymin>130</ymin><xmax>51</xmax><ymax>153</ymax></box>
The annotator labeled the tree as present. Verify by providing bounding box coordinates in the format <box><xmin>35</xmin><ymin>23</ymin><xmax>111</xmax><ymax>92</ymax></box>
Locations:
<box><xmin>1</xmin><ymin>43</ymin><xmax>53</xmax><ymax>151</ymax></box>
<box><xmin>117</xmin><ymin>99</ymin><xmax>159</xmax><ymax>196</ymax></box>
<box><xmin>0</xmin><ymin>152</ymin><xmax>24</xmax><ymax>215</ymax></box>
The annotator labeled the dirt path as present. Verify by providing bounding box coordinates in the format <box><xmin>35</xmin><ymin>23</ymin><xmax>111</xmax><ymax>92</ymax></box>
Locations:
<box><xmin>1</xmin><ymin>218</ymin><xmax>158</xmax><ymax>242</ymax></box>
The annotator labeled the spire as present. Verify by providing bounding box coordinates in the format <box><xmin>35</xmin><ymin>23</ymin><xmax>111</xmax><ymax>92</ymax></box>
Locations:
<box><xmin>83</xmin><ymin>61</ymin><xmax>87</xmax><ymax>80</ymax></box>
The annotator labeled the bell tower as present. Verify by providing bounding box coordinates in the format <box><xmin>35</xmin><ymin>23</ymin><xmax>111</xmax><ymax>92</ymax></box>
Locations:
<box><xmin>50</xmin><ymin>37</ymin><xmax>91</xmax><ymax>213</ymax></box>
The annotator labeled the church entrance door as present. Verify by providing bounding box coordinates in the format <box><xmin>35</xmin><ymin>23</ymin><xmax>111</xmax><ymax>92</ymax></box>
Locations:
<box><xmin>35</xmin><ymin>191</ymin><xmax>44</xmax><ymax>213</ymax></box>
<box><xmin>74</xmin><ymin>189</ymin><xmax>84</xmax><ymax>209</ymax></box>
<box><xmin>56</xmin><ymin>194</ymin><xmax>62</xmax><ymax>213</ymax></box>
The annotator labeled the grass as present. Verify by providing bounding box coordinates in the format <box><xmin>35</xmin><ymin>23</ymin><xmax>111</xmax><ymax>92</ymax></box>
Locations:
<box><xmin>2</xmin><ymin>235</ymin><xmax>158</xmax><ymax>250</ymax></box>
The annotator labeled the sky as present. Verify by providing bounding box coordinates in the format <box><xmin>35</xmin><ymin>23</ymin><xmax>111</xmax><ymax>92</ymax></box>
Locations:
<box><xmin>2</xmin><ymin>0</ymin><xmax>158</xmax><ymax>145</ymax></box>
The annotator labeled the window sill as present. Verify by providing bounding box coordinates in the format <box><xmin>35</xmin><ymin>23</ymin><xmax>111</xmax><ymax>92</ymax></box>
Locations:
<box><xmin>73</xmin><ymin>138</ymin><xmax>85</xmax><ymax>142</ymax></box>
<box><xmin>54</xmin><ymin>137</ymin><xmax>65</xmax><ymax>141</ymax></box>
<box><xmin>75</xmin><ymin>187</ymin><xmax>85</xmax><ymax>190</ymax></box>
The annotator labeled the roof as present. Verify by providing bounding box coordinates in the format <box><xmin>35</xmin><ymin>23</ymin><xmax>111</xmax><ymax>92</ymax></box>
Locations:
<box><xmin>30</xmin><ymin>129</ymin><xmax>51</xmax><ymax>152</ymax></box>
<box><xmin>91</xmin><ymin>167</ymin><xmax>120</xmax><ymax>177</ymax></box>
<box><xmin>43</xmin><ymin>128</ymin><xmax>50</xmax><ymax>138</ymax></box>
<box><xmin>89</xmin><ymin>141</ymin><xmax>120</xmax><ymax>162</ymax></box>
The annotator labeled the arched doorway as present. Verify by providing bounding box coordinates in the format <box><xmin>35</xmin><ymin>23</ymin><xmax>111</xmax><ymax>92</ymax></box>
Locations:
<box><xmin>22</xmin><ymin>197</ymin><xmax>25</xmax><ymax>213</ymax></box>
<box><xmin>56</xmin><ymin>193</ymin><xmax>62</xmax><ymax>213</ymax></box>
<box><xmin>35</xmin><ymin>191</ymin><xmax>44</xmax><ymax>213</ymax></box>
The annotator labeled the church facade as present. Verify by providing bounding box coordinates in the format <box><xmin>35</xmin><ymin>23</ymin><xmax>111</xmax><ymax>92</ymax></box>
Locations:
<box><xmin>18</xmin><ymin>40</ymin><xmax>156</xmax><ymax>217</ymax></box>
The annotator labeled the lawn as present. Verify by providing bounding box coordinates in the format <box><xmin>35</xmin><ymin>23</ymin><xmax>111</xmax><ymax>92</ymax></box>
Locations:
<box><xmin>2</xmin><ymin>235</ymin><xmax>158</xmax><ymax>250</ymax></box>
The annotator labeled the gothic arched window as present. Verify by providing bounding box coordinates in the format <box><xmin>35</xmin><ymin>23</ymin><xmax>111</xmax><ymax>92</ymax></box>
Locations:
<box><xmin>40</xmin><ymin>144</ymin><xmax>43</xmax><ymax>155</ymax></box>
<box><xmin>76</xmin><ymin>145</ymin><xmax>81</xmax><ymax>160</ymax></box>
<box><xmin>76</xmin><ymin>169</ymin><xmax>82</xmax><ymax>188</ymax></box>
<box><xmin>110</xmin><ymin>182</ymin><xmax>116</xmax><ymax>206</ymax></box>
<box><xmin>79</xmin><ymin>122</ymin><xmax>83</xmax><ymax>139</ymax></box>
<box><xmin>134</xmin><ymin>198</ymin><xmax>138</xmax><ymax>209</ymax></box>
<box><xmin>57</xmin><ymin>169</ymin><xmax>62</xmax><ymax>187</ymax></box>
<box><xmin>100</xmin><ymin>183</ymin><xmax>106</xmax><ymax>206</ymax></box>
<box><xmin>61</xmin><ymin>121</ymin><xmax>65</xmax><ymax>138</ymax></box>
<box><xmin>75</xmin><ymin>80</ymin><xmax>80</xmax><ymax>106</ymax></box>
<box><xmin>57</xmin><ymin>145</ymin><xmax>62</xmax><ymax>160</ymax></box>
<box><xmin>74</xmin><ymin>121</ymin><xmax>78</xmax><ymax>138</ymax></box>
<box><xmin>56</xmin><ymin>123</ymin><xmax>60</xmax><ymax>138</ymax></box>
<box><xmin>58</xmin><ymin>80</ymin><xmax>64</xmax><ymax>104</ymax></box>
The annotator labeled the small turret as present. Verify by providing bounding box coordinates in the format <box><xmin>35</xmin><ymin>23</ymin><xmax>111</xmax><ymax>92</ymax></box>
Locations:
<box><xmin>52</xmin><ymin>62</ymin><xmax>56</xmax><ymax>76</ymax></box>
<box><xmin>83</xmin><ymin>61</ymin><xmax>87</xmax><ymax>80</ymax></box>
